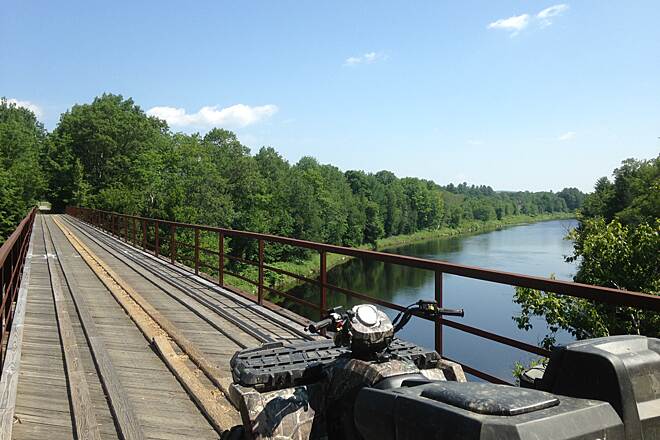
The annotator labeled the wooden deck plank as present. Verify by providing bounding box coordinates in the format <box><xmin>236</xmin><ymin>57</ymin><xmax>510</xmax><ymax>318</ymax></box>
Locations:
<box><xmin>50</xmin><ymin>222</ymin><xmax>146</xmax><ymax>440</ymax></box>
<box><xmin>9</xmin><ymin>218</ymin><xmax>74</xmax><ymax>440</ymax></box>
<box><xmin>43</xmin><ymin>216</ymin><xmax>102</xmax><ymax>440</ymax></box>
<box><xmin>48</xmin><ymin>216</ymin><xmax>218</xmax><ymax>440</ymax></box>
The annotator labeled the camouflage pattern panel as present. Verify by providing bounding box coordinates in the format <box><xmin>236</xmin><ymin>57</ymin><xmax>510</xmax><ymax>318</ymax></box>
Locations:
<box><xmin>229</xmin><ymin>382</ymin><xmax>326</xmax><ymax>440</ymax></box>
<box><xmin>420</xmin><ymin>368</ymin><xmax>447</xmax><ymax>381</ymax></box>
<box><xmin>436</xmin><ymin>358</ymin><xmax>467</xmax><ymax>382</ymax></box>
<box><xmin>326</xmin><ymin>358</ymin><xmax>420</xmax><ymax>402</ymax></box>
<box><xmin>351</xmin><ymin>304</ymin><xmax>394</xmax><ymax>352</ymax></box>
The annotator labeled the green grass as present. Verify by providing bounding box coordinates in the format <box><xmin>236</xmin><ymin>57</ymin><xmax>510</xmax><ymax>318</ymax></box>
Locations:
<box><xmin>374</xmin><ymin>212</ymin><xmax>576</xmax><ymax>250</ymax></box>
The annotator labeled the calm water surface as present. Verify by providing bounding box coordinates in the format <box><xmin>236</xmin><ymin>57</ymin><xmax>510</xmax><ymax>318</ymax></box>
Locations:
<box><xmin>287</xmin><ymin>219</ymin><xmax>579</xmax><ymax>382</ymax></box>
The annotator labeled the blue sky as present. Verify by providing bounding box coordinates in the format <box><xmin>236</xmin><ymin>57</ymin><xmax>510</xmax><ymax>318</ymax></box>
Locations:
<box><xmin>2</xmin><ymin>1</ymin><xmax>659</xmax><ymax>192</ymax></box>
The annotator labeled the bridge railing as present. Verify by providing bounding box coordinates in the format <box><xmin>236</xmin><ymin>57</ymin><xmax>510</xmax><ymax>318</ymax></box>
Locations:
<box><xmin>0</xmin><ymin>208</ymin><xmax>37</xmax><ymax>369</ymax></box>
<box><xmin>66</xmin><ymin>206</ymin><xmax>660</xmax><ymax>384</ymax></box>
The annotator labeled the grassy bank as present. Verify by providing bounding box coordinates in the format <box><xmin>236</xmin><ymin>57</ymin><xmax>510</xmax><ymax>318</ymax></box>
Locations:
<box><xmin>223</xmin><ymin>212</ymin><xmax>576</xmax><ymax>296</ymax></box>
<box><xmin>374</xmin><ymin>212</ymin><xmax>576</xmax><ymax>250</ymax></box>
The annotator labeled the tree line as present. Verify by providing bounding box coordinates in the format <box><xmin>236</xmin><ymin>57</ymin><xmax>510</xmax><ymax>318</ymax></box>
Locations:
<box><xmin>1</xmin><ymin>94</ymin><xmax>581</xmax><ymax>255</ymax></box>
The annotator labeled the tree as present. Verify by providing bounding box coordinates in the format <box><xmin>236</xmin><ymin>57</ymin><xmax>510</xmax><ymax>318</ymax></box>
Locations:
<box><xmin>49</xmin><ymin>93</ymin><xmax>167</xmax><ymax>210</ymax></box>
<box><xmin>0</xmin><ymin>98</ymin><xmax>47</xmax><ymax>241</ymax></box>
<box><xmin>557</xmin><ymin>187</ymin><xmax>586</xmax><ymax>211</ymax></box>
<box><xmin>514</xmin><ymin>156</ymin><xmax>660</xmax><ymax>348</ymax></box>
<box><xmin>364</xmin><ymin>201</ymin><xmax>384</xmax><ymax>245</ymax></box>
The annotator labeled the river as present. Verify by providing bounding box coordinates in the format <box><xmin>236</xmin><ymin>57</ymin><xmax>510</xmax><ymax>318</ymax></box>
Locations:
<box><xmin>286</xmin><ymin>219</ymin><xmax>579</xmax><ymax>382</ymax></box>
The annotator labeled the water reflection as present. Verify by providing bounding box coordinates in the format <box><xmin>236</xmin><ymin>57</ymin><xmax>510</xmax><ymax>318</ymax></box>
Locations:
<box><xmin>285</xmin><ymin>220</ymin><xmax>578</xmax><ymax>381</ymax></box>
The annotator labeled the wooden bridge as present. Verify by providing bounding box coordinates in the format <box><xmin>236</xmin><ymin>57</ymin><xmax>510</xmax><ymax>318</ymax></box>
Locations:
<box><xmin>1</xmin><ymin>209</ymin><xmax>658</xmax><ymax>439</ymax></box>
<box><xmin>0</xmin><ymin>213</ymin><xmax>317</xmax><ymax>439</ymax></box>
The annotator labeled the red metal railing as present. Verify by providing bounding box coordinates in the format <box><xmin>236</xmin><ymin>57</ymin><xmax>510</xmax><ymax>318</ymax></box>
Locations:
<box><xmin>66</xmin><ymin>206</ymin><xmax>660</xmax><ymax>384</ymax></box>
<box><xmin>0</xmin><ymin>208</ymin><xmax>37</xmax><ymax>369</ymax></box>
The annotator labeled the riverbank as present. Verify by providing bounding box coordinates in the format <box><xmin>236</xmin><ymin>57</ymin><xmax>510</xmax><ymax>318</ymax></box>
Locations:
<box><xmin>221</xmin><ymin>212</ymin><xmax>575</xmax><ymax>295</ymax></box>
<box><xmin>374</xmin><ymin>212</ymin><xmax>576</xmax><ymax>251</ymax></box>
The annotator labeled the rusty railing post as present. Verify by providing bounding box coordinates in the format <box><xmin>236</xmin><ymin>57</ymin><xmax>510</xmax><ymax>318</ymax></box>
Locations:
<box><xmin>141</xmin><ymin>219</ymin><xmax>146</xmax><ymax>249</ymax></box>
<box><xmin>258</xmin><ymin>239</ymin><xmax>264</xmax><ymax>305</ymax></box>
<box><xmin>132</xmin><ymin>217</ymin><xmax>136</xmax><ymax>245</ymax></box>
<box><xmin>435</xmin><ymin>271</ymin><xmax>444</xmax><ymax>356</ymax></box>
<box><xmin>155</xmin><ymin>220</ymin><xmax>160</xmax><ymax>257</ymax></box>
<box><xmin>218</xmin><ymin>231</ymin><xmax>224</xmax><ymax>286</ymax></box>
<box><xmin>170</xmin><ymin>224</ymin><xmax>176</xmax><ymax>264</ymax></box>
<box><xmin>194</xmin><ymin>227</ymin><xmax>200</xmax><ymax>275</ymax></box>
<box><xmin>320</xmin><ymin>251</ymin><xmax>327</xmax><ymax>316</ymax></box>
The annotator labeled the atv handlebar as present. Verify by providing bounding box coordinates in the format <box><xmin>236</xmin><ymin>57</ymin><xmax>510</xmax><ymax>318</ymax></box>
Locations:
<box><xmin>307</xmin><ymin>318</ymin><xmax>333</xmax><ymax>334</ymax></box>
<box><xmin>393</xmin><ymin>301</ymin><xmax>464</xmax><ymax>333</ymax></box>
<box><xmin>433</xmin><ymin>308</ymin><xmax>464</xmax><ymax>317</ymax></box>
<box><xmin>305</xmin><ymin>301</ymin><xmax>464</xmax><ymax>335</ymax></box>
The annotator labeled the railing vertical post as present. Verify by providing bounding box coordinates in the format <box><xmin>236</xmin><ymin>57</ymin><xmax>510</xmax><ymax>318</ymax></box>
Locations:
<box><xmin>112</xmin><ymin>214</ymin><xmax>117</xmax><ymax>236</ymax></box>
<box><xmin>194</xmin><ymin>227</ymin><xmax>200</xmax><ymax>275</ymax></box>
<box><xmin>320</xmin><ymin>251</ymin><xmax>327</xmax><ymax>316</ymax></box>
<box><xmin>170</xmin><ymin>224</ymin><xmax>176</xmax><ymax>264</ymax></box>
<box><xmin>132</xmin><ymin>218</ymin><xmax>136</xmax><ymax>245</ymax></box>
<box><xmin>258</xmin><ymin>239</ymin><xmax>264</xmax><ymax>305</ymax></box>
<box><xmin>155</xmin><ymin>220</ymin><xmax>160</xmax><ymax>257</ymax></box>
<box><xmin>218</xmin><ymin>232</ymin><xmax>224</xmax><ymax>286</ymax></box>
<box><xmin>142</xmin><ymin>219</ymin><xmax>147</xmax><ymax>249</ymax></box>
<box><xmin>435</xmin><ymin>271</ymin><xmax>444</xmax><ymax>357</ymax></box>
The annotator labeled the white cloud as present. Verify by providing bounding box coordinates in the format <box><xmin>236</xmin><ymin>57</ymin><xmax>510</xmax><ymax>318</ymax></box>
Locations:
<box><xmin>146</xmin><ymin>103</ymin><xmax>278</xmax><ymax>128</ymax></box>
<box><xmin>487</xmin><ymin>14</ymin><xmax>530</xmax><ymax>36</ymax></box>
<box><xmin>467</xmin><ymin>139</ymin><xmax>484</xmax><ymax>146</ymax></box>
<box><xmin>488</xmin><ymin>4</ymin><xmax>569</xmax><ymax>35</ymax></box>
<box><xmin>6</xmin><ymin>98</ymin><xmax>42</xmax><ymax>118</ymax></box>
<box><xmin>558</xmin><ymin>131</ymin><xmax>576</xmax><ymax>141</ymax></box>
<box><xmin>344</xmin><ymin>51</ymin><xmax>387</xmax><ymax>66</ymax></box>
<box><xmin>537</xmin><ymin>4</ymin><xmax>569</xmax><ymax>27</ymax></box>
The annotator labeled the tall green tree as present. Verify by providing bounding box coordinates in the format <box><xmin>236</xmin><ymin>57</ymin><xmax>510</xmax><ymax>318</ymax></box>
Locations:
<box><xmin>48</xmin><ymin>93</ymin><xmax>167</xmax><ymax>211</ymax></box>
<box><xmin>0</xmin><ymin>98</ymin><xmax>47</xmax><ymax>241</ymax></box>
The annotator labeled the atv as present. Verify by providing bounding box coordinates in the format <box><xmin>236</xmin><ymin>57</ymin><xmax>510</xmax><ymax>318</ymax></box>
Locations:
<box><xmin>228</xmin><ymin>301</ymin><xmax>660</xmax><ymax>440</ymax></box>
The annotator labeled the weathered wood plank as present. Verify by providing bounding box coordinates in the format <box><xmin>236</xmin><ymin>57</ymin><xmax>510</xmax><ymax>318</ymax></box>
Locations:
<box><xmin>153</xmin><ymin>335</ymin><xmax>239</xmax><ymax>432</ymax></box>
<box><xmin>0</xmin><ymin>217</ymin><xmax>35</xmax><ymax>440</ymax></box>
<box><xmin>51</xmin><ymin>220</ymin><xmax>146</xmax><ymax>440</ymax></box>
<box><xmin>54</xmin><ymin>216</ymin><xmax>239</xmax><ymax>434</ymax></box>
<box><xmin>43</xmin><ymin>217</ymin><xmax>102</xmax><ymax>440</ymax></box>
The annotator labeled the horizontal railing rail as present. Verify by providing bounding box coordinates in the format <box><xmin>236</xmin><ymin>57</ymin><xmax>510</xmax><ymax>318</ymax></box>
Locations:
<box><xmin>0</xmin><ymin>207</ymin><xmax>37</xmax><ymax>370</ymax></box>
<box><xmin>66</xmin><ymin>206</ymin><xmax>660</xmax><ymax>384</ymax></box>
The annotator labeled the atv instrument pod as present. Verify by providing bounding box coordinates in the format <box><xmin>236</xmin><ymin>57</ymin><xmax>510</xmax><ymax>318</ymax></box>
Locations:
<box><xmin>348</xmin><ymin>304</ymin><xmax>394</xmax><ymax>355</ymax></box>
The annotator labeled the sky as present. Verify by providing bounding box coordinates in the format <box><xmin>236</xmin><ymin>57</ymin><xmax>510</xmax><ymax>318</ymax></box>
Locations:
<box><xmin>2</xmin><ymin>1</ymin><xmax>659</xmax><ymax>193</ymax></box>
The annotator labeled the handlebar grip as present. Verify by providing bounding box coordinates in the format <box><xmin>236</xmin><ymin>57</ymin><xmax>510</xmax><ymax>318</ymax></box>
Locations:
<box><xmin>439</xmin><ymin>308</ymin><xmax>465</xmax><ymax>317</ymax></box>
<box><xmin>306</xmin><ymin>317</ymin><xmax>333</xmax><ymax>333</ymax></box>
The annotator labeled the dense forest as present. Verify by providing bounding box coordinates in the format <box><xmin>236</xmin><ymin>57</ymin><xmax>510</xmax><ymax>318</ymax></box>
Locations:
<box><xmin>1</xmin><ymin>94</ymin><xmax>580</xmax><ymax>253</ymax></box>
<box><xmin>515</xmin><ymin>156</ymin><xmax>660</xmax><ymax>346</ymax></box>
